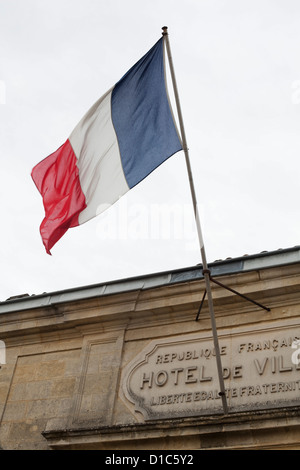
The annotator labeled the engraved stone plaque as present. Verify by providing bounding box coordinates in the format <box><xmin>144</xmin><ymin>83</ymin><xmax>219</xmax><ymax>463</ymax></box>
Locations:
<box><xmin>121</xmin><ymin>323</ymin><xmax>300</xmax><ymax>420</ymax></box>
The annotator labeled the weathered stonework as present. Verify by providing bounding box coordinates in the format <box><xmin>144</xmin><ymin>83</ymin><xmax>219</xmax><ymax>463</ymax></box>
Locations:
<box><xmin>121</xmin><ymin>324</ymin><xmax>300</xmax><ymax>420</ymax></box>
<box><xmin>0</xmin><ymin>247</ymin><xmax>300</xmax><ymax>449</ymax></box>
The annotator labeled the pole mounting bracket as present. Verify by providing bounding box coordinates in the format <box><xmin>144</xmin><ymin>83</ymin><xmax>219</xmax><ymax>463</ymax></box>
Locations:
<box><xmin>195</xmin><ymin>275</ymin><xmax>271</xmax><ymax>321</ymax></box>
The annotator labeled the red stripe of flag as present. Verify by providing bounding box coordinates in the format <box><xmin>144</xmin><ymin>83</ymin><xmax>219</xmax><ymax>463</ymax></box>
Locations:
<box><xmin>31</xmin><ymin>140</ymin><xmax>86</xmax><ymax>254</ymax></box>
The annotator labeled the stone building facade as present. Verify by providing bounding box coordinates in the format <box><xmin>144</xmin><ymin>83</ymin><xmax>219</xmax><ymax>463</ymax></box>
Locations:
<box><xmin>0</xmin><ymin>246</ymin><xmax>300</xmax><ymax>450</ymax></box>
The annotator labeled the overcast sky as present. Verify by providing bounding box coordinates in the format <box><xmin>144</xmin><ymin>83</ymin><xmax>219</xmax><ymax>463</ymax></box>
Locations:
<box><xmin>0</xmin><ymin>0</ymin><xmax>299</xmax><ymax>301</ymax></box>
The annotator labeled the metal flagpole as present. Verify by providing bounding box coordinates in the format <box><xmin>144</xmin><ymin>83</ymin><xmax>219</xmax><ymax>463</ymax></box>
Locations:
<box><xmin>162</xmin><ymin>26</ymin><xmax>228</xmax><ymax>414</ymax></box>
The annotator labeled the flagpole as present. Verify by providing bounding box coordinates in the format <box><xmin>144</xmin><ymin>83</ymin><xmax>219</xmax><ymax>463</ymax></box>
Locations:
<box><xmin>162</xmin><ymin>26</ymin><xmax>228</xmax><ymax>415</ymax></box>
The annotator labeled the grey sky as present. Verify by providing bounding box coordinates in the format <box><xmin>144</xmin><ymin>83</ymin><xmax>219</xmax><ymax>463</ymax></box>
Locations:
<box><xmin>0</xmin><ymin>0</ymin><xmax>299</xmax><ymax>300</ymax></box>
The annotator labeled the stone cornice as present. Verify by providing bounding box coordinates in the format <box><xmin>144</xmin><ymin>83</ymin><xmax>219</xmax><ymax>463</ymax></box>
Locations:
<box><xmin>0</xmin><ymin>254</ymin><xmax>300</xmax><ymax>342</ymax></box>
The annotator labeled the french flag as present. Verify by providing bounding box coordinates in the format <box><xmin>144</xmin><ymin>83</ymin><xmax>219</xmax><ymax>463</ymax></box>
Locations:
<box><xmin>31</xmin><ymin>38</ymin><xmax>182</xmax><ymax>254</ymax></box>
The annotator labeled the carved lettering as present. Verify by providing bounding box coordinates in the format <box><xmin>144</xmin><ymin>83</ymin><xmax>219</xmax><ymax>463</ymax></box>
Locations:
<box><xmin>238</xmin><ymin>336</ymin><xmax>300</xmax><ymax>354</ymax></box>
<box><xmin>155</xmin><ymin>346</ymin><xmax>227</xmax><ymax>365</ymax></box>
<box><xmin>122</xmin><ymin>328</ymin><xmax>300</xmax><ymax>420</ymax></box>
<box><xmin>155</xmin><ymin>370</ymin><xmax>168</xmax><ymax>387</ymax></box>
<box><xmin>233</xmin><ymin>365</ymin><xmax>243</xmax><ymax>378</ymax></box>
<box><xmin>185</xmin><ymin>366</ymin><xmax>198</xmax><ymax>384</ymax></box>
<box><xmin>170</xmin><ymin>368</ymin><xmax>183</xmax><ymax>385</ymax></box>
<box><xmin>254</xmin><ymin>357</ymin><xmax>268</xmax><ymax>375</ymax></box>
<box><xmin>199</xmin><ymin>366</ymin><xmax>212</xmax><ymax>383</ymax></box>
<box><xmin>278</xmin><ymin>355</ymin><xmax>293</xmax><ymax>373</ymax></box>
<box><xmin>140</xmin><ymin>372</ymin><xmax>153</xmax><ymax>389</ymax></box>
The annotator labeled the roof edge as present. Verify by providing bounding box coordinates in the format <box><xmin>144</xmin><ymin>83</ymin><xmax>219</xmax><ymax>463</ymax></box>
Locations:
<box><xmin>1</xmin><ymin>246</ymin><xmax>299</xmax><ymax>314</ymax></box>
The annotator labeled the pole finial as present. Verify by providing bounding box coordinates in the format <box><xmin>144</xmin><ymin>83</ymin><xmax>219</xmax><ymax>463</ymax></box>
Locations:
<box><xmin>162</xmin><ymin>26</ymin><xmax>168</xmax><ymax>36</ymax></box>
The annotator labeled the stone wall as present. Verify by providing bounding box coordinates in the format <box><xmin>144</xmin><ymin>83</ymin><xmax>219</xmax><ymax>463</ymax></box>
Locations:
<box><xmin>0</xmin><ymin>257</ymin><xmax>300</xmax><ymax>449</ymax></box>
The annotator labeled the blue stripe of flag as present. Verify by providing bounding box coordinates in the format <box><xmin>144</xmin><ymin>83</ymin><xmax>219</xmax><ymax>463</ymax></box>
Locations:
<box><xmin>111</xmin><ymin>38</ymin><xmax>182</xmax><ymax>189</ymax></box>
